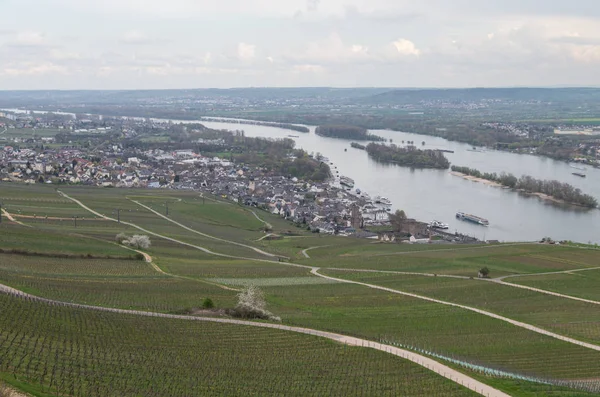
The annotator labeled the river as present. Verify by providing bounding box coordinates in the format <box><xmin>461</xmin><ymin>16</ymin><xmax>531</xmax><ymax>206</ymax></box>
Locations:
<box><xmin>199</xmin><ymin>121</ymin><xmax>600</xmax><ymax>244</ymax></box>
<box><xmin>5</xmin><ymin>109</ymin><xmax>600</xmax><ymax>243</ymax></box>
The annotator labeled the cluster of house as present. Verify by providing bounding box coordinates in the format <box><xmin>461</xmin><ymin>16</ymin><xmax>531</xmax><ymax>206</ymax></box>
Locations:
<box><xmin>1</xmin><ymin>142</ymin><xmax>402</xmax><ymax>236</ymax></box>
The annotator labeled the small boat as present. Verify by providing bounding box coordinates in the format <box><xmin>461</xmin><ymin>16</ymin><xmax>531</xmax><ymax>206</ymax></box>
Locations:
<box><xmin>572</xmin><ymin>172</ymin><xmax>586</xmax><ymax>178</ymax></box>
<box><xmin>288</xmin><ymin>135</ymin><xmax>300</xmax><ymax>138</ymax></box>
<box><xmin>374</xmin><ymin>196</ymin><xmax>392</xmax><ymax>206</ymax></box>
<box><xmin>340</xmin><ymin>176</ymin><xmax>355</xmax><ymax>188</ymax></box>
<box><xmin>456</xmin><ymin>212</ymin><xmax>489</xmax><ymax>226</ymax></box>
<box><xmin>570</xmin><ymin>164</ymin><xmax>586</xmax><ymax>171</ymax></box>
<box><xmin>429</xmin><ymin>220</ymin><xmax>449</xmax><ymax>230</ymax></box>
<box><xmin>356</xmin><ymin>188</ymin><xmax>361</xmax><ymax>195</ymax></box>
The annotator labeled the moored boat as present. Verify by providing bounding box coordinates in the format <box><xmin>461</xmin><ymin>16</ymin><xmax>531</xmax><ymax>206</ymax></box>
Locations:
<box><xmin>456</xmin><ymin>212</ymin><xmax>489</xmax><ymax>226</ymax></box>
<box><xmin>340</xmin><ymin>176</ymin><xmax>355</xmax><ymax>188</ymax></box>
<box><xmin>428</xmin><ymin>220</ymin><xmax>449</xmax><ymax>230</ymax></box>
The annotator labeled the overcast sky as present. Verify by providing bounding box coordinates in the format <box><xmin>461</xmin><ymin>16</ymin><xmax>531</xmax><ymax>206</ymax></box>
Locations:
<box><xmin>1</xmin><ymin>0</ymin><xmax>600</xmax><ymax>89</ymax></box>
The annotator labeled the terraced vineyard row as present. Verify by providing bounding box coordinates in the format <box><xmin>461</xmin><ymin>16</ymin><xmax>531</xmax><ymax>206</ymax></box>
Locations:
<box><xmin>0</xmin><ymin>294</ymin><xmax>477</xmax><ymax>397</ymax></box>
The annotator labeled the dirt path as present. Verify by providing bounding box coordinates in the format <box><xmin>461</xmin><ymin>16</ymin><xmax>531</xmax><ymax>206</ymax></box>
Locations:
<box><xmin>0</xmin><ymin>384</ymin><xmax>30</xmax><ymax>397</ymax></box>
<box><xmin>495</xmin><ymin>266</ymin><xmax>600</xmax><ymax>280</ymax></box>
<box><xmin>0</xmin><ymin>282</ymin><xmax>508</xmax><ymax>397</ymax></box>
<box><xmin>301</xmin><ymin>245</ymin><xmax>331</xmax><ymax>258</ymax></box>
<box><xmin>130</xmin><ymin>199</ymin><xmax>279</xmax><ymax>258</ymax></box>
<box><xmin>492</xmin><ymin>279</ymin><xmax>600</xmax><ymax>306</ymax></box>
<box><xmin>1</xmin><ymin>208</ymin><xmax>32</xmax><ymax>227</ymax></box>
<box><xmin>249</xmin><ymin>209</ymin><xmax>268</xmax><ymax>225</ymax></box>
<box><xmin>59</xmin><ymin>191</ymin><xmax>600</xmax><ymax>352</ymax></box>
<box><xmin>371</xmin><ymin>242</ymin><xmax>536</xmax><ymax>257</ymax></box>
<box><xmin>312</xmin><ymin>269</ymin><xmax>600</xmax><ymax>352</ymax></box>
<box><xmin>329</xmin><ymin>267</ymin><xmax>600</xmax><ymax>305</ymax></box>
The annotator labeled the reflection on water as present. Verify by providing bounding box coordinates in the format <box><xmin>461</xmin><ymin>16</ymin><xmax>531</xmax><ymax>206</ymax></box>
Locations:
<box><xmin>199</xmin><ymin>121</ymin><xmax>600</xmax><ymax>244</ymax></box>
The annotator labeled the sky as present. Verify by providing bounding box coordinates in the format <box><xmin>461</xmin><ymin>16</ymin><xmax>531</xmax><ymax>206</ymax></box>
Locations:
<box><xmin>1</xmin><ymin>0</ymin><xmax>600</xmax><ymax>89</ymax></box>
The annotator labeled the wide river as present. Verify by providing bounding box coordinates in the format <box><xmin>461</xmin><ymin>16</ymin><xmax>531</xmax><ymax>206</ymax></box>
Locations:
<box><xmin>198</xmin><ymin>121</ymin><xmax>600</xmax><ymax>244</ymax></box>
<box><xmin>4</xmin><ymin>109</ymin><xmax>599</xmax><ymax>243</ymax></box>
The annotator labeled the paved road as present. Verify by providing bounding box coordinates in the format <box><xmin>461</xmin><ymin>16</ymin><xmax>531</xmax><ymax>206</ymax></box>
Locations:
<box><xmin>0</xmin><ymin>282</ymin><xmax>509</xmax><ymax>397</ymax></box>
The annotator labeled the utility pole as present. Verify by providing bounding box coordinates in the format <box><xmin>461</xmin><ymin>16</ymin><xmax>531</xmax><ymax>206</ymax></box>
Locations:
<box><xmin>74</xmin><ymin>216</ymin><xmax>77</xmax><ymax>228</ymax></box>
<box><xmin>116</xmin><ymin>208</ymin><xmax>121</xmax><ymax>223</ymax></box>
<box><xmin>0</xmin><ymin>202</ymin><xmax>2</xmax><ymax>224</ymax></box>
<box><xmin>165</xmin><ymin>201</ymin><xmax>169</xmax><ymax>216</ymax></box>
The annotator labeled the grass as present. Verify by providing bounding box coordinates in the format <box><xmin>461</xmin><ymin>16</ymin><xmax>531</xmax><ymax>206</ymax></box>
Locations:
<box><xmin>0</xmin><ymin>294</ymin><xmax>478</xmax><ymax>397</ymax></box>
<box><xmin>305</xmin><ymin>244</ymin><xmax>600</xmax><ymax>278</ymax></box>
<box><xmin>3</xmin><ymin>128</ymin><xmax>63</xmax><ymax>138</ymax></box>
<box><xmin>2</xmin><ymin>183</ymin><xmax>600</xmax><ymax>395</ymax></box>
<box><xmin>265</xmin><ymin>282</ymin><xmax>600</xmax><ymax>381</ymax></box>
<box><xmin>0</xmin><ymin>252</ymin><xmax>237</xmax><ymax>312</ymax></box>
<box><xmin>0</xmin><ymin>223</ymin><xmax>136</xmax><ymax>259</ymax></box>
<box><xmin>511</xmin><ymin>270</ymin><xmax>600</xmax><ymax>301</ymax></box>
<box><xmin>320</xmin><ymin>270</ymin><xmax>600</xmax><ymax>345</ymax></box>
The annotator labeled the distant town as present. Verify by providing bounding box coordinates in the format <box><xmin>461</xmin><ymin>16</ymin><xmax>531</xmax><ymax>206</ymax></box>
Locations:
<box><xmin>1</xmin><ymin>110</ymin><xmax>478</xmax><ymax>244</ymax></box>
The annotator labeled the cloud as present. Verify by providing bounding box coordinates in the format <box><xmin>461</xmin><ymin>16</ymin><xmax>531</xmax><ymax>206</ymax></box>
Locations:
<box><xmin>237</xmin><ymin>43</ymin><xmax>256</xmax><ymax>61</ymax></box>
<box><xmin>306</xmin><ymin>0</ymin><xmax>320</xmax><ymax>12</ymax></box>
<box><xmin>1</xmin><ymin>62</ymin><xmax>68</xmax><ymax>76</ymax></box>
<box><xmin>121</xmin><ymin>30</ymin><xmax>152</xmax><ymax>45</ymax></box>
<box><xmin>9</xmin><ymin>31</ymin><xmax>48</xmax><ymax>47</ymax></box>
<box><xmin>570</xmin><ymin>45</ymin><xmax>600</xmax><ymax>63</ymax></box>
<box><xmin>391</xmin><ymin>39</ymin><xmax>421</xmax><ymax>56</ymax></box>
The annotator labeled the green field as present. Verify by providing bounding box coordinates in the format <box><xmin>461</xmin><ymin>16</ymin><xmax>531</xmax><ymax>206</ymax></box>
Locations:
<box><xmin>320</xmin><ymin>270</ymin><xmax>600</xmax><ymax>345</ymax></box>
<box><xmin>511</xmin><ymin>269</ymin><xmax>600</xmax><ymax>301</ymax></box>
<box><xmin>0</xmin><ymin>295</ymin><xmax>478</xmax><ymax>397</ymax></box>
<box><xmin>2</xmin><ymin>183</ymin><xmax>600</xmax><ymax>396</ymax></box>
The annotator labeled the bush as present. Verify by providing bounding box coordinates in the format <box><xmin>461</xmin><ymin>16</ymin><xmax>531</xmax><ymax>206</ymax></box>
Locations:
<box><xmin>115</xmin><ymin>233</ymin><xmax>128</xmax><ymax>244</ymax></box>
<box><xmin>202</xmin><ymin>298</ymin><xmax>214</xmax><ymax>309</ymax></box>
<box><xmin>119</xmin><ymin>234</ymin><xmax>152</xmax><ymax>249</ymax></box>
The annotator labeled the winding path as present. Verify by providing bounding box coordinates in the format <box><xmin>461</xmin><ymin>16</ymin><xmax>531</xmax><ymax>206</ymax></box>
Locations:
<box><xmin>1</xmin><ymin>208</ymin><xmax>31</xmax><ymax>227</ymax></box>
<box><xmin>312</xmin><ymin>269</ymin><xmax>600</xmax><ymax>352</ymax></box>
<box><xmin>302</xmin><ymin>245</ymin><xmax>331</xmax><ymax>258</ymax></box>
<box><xmin>495</xmin><ymin>266</ymin><xmax>600</xmax><ymax>280</ymax></box>
<box><xmin>60</xmin><ymin>190</ymin><xmax>600</xmax><ymax>352</ymax></box>
<box><xmin>130</xmin><ymin>199</ymin><xmax>278</xmax><ymax>258</ymax></box>
<box><xmin>0</xmin><ymin>282</ymin><xmax>508</xmax><ymax>397</ymax></box>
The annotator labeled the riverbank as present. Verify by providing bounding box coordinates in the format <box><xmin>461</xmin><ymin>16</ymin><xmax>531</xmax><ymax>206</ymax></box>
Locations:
<box><xmin>450</xmin><ymin>171</ymin><xmax>504</xmax><ymax>188</ymax></box>
<box><xmin>450</xmin><ymin>171</ymin><xmax>595</xmax><ymax>209</ymax></box>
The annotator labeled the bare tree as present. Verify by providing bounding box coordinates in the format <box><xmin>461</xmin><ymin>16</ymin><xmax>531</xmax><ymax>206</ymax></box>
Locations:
<box><xmin>390</xmin><ymin>210</ymin><xmax>407</xmax><ymax>233</ymax></box>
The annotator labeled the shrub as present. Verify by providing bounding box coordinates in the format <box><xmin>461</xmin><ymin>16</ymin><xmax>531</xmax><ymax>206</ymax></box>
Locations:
<box><xmin>119</xmin><ymin>235</ymin><xmax>152</xmax><ymax>249</ymax></box>
<box><xmin>115</xmin><ymin>233</ymin><xmax>128</xmax><ymax>244</ymax></box>
<box><xmin>479</xmin><ymin>267</ymin><xmax>490</xmax><ymax>278</ymax></box>
<box><xmin>202</xmin><ymin>298</ymin><xmax>214</xmax><ymax>309</ymax></box>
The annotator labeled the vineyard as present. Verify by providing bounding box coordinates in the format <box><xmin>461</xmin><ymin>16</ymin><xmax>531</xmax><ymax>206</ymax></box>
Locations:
<box><xmin>264</xmin><ymin>282</ymin><xmax>600</xmax><ymax>380</ymax></box>
<box><xmin>320</xmin><ymin>270</ymin><xmax>600</xmax><ymax>345</ymax></box>
<box><xmin>0</xmin><ymin>294</ymin><xmax>477</xmax><ymax>397</ymax></box>
<box><xmin>1</xmin><ymin>183</ymin><xmax>600</xmax><ymax>396</ymax></box>
<box><xmin>513</xmin><ymin>269</ymin><xmax>600</xmax><ymax>301</ymax></box>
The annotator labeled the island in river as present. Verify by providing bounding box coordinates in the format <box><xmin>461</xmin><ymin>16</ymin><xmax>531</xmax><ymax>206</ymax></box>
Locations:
<box><xmin>366</xmin><ymin>143</ymin><xmax>450</xmax><ymax>169</ymax></box>
<box><xmin>450</xmin><ymin>166</ymin><xmax>598</xmax><ymax>208</ymax></box>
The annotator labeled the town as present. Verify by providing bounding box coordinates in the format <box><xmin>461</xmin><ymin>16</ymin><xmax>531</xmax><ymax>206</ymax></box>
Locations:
<box><xmin>0</xmin><ymin>110</ymin><xmax>473</xmax><ymax>244</ymax></box>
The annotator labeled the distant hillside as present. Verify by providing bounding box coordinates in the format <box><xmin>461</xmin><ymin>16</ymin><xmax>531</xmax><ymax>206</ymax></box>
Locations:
<box><xmin>361</xmin><ymin>87</ymin><xmax>600</xmax><ymax>105</ymax></box>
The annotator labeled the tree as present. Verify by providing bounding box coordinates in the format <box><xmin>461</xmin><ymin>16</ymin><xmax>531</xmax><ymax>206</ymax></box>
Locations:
<box><xmin>390</xmin><ymin>210</ymin><xmax>407</xmax><ymax>232</ymax></box>
<box><xmin>479</xmin><ymin>267</ymin><xmax>490</xmax><ymax>278</ymax></box>
<box><xmin>232</xmin><ymin>285</ymin><xmax>281</xmax><ymax>321</ymax></box>
<box><xmin>202</xmin><ymin>298</ymin><xmax>214</xmax><ymax>309</ymax></box>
